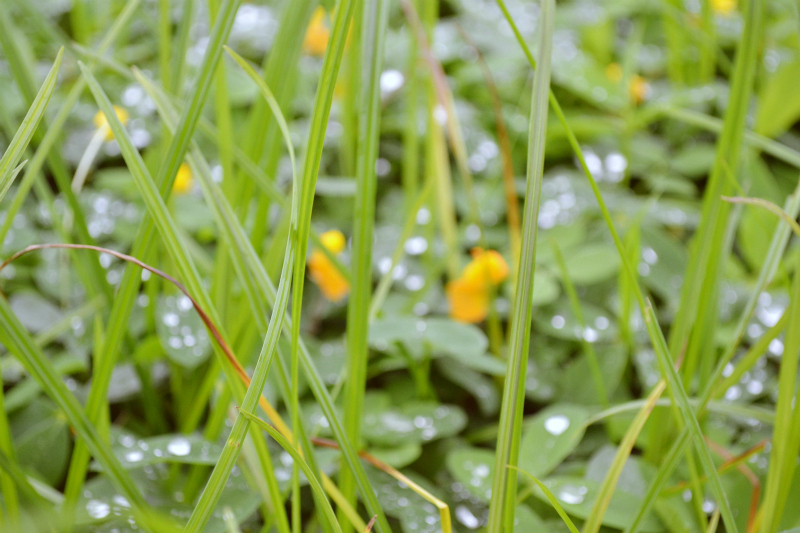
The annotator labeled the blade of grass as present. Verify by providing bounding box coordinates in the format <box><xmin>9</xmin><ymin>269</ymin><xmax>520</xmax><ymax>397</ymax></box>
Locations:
<box><xmin>511</xmin><ymin>466</ymin><xmax>580</xmax><ymax>533</ymax></box>
<box><xmin>0</xmin><ymin>0</ymin><xmax>141</xmax><ymax>248</ymax></box>
<box><xmin>0</xmin><ymin>290</ymin><xmax>153</xmax><ymax>527</ymax></box>
<box><xmin>486</xmin><ymin>1</ymin><xmax>553</xmax><ymax>531</ymax></box>
<box><xmin>134</xmin><ymin>65</ymin><xmax>368</xmax><ymax>532</ymax></box>
<box><xmin>340</xmin><ymin>0</ymin><xmax>390</xmax><ymax>530</ymax></box>
<box><xmin>582</xmin><ymin>380</ymin><xmax>667</xmax><ymax>533</ymax></box>
<box><xmin>63</xmin><ymin>0</ymin><xmax>242</xmax><ymax>510</ymax></box>
<box><xmin>624</xmin><ymin>186</ymin><xmax>800</xmax><ymax>533</ymax></box>
<box><xmin>0</xmin><ymin>10</ymin><xmax>112</xmax><ymax>304</ymax></box>
<box><xmin>497</xmin><ymin>2</ymin><xmax>746</xmax><ymax>530</ymax></box>
<box><xmin>284</xmin><ymin>0</ymin><xmax>392</xmax><ymax>529</ymax></box>
<box><xmin>238</xmin><ymin>410</ymin><xmax>343</xmax><ymax>533</ymax></box>
<box><xmin>0</xmin><ymin>49</ymin><xmax>62</xmax><ymax>197</ymax></box>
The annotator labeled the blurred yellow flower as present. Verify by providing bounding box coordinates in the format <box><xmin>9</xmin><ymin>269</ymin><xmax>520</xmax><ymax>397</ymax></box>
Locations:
<box><xmin>712</xmin><ymin>0</ymin><xmax>736</xmax><ymax>15</ymax></box>
<box><xmin>308</xmin><ymin>229</ymin><xmax>349</xmax><ymax>302</ymax></box>
<box><xmin>173</xmin><ymin>163</ymin><xmax>194</xmax><ymax>195</ymax></box>
<box><xmin>447</xmin><ymin>248</ymin><xmax>509</xmax><ymax>323</ymax></box>
<box><xmin>93</xmin><ymin>105</ymin><xmax>129</xmax><ymax>141</ymax></box>
<box><xmin>303</xmin><ymin>7</ymin><xmax>330</xmax><ymax>56</ymax></box>
<box><xmin>629</xmin><ymin>75</ymin><xmax>649</xmax><ymax>105</ymax></box>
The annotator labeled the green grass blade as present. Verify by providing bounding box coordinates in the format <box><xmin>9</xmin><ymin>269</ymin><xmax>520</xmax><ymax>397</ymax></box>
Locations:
<box><xmin>497</xmin><ymin>3</ymin><xmax>742</xmax><ymax>531</ymax></box>
<box><xmin>0</xmin><ymin>0</ymin><xmax>141</xmax><ymax>247</ymax></box>
<box><xmin>340</xmin><ymin>0</ymin><xmax>390</xmax><ymax>529</ymax></box>
<box><xmin>238</xmin><ymin>410</ymin><xmax>343</xmax><ymax>533</ymax></box>
<box><xmin>223</xmin><ymin>47</ymin><xmax>296</xmax><ymax>175</ymax></box>
<box><xmin>0</xmin><ymin>48</ymin><xmax>62</xmax><ymax>197</ymax></box>
<box><xmin>511</xmin><ymin>466</ymin><xmax>580</xmax><ymax>533</ymax></box>
<box><xmin>486</xmin><ymin>1</ymin><xmax>553</xmax><ymax>530</ymax></box>
<box><xmin>582</xmin><ymin>380</ymin><xmax>666</xmax><ymax>533</ymax></box>
<box><xmin>0</xmin><ymin>296</ymin><xmax>152</xmax><ymax>524</ymax></box>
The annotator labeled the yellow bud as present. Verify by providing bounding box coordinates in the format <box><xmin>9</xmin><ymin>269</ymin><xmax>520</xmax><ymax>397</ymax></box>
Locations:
<box><xmin>173</xmin><ymin>163</ymin><xmax>194</xmax><ymax>195</ymax></box>
<box><xmin>308</xmin><ymin>230</ymin><xmax>349</xmax><ymax>302</ymax></box>
<box><xmin>93</xmin><ymin>105</ymin><xmax>129</xmax><ymax>141</ymax></box>
<box><xmin>461</xmin><ymin>248</ymin><xmax>509</xmax><ymax>286</ymax></box>
<box><xmin>303</xmin><ymin>7</ymin><xmax>330</xmax><ymax>56</ymax></box>
<box><xmin>711</xmin><ymin>0</ymin><xmax>736</xmax><ymax>15</ymax></box>
<box><xmin>320</xmin><ymin>230</ymin><xmax>346</xmax><ymax>254</ymax></box>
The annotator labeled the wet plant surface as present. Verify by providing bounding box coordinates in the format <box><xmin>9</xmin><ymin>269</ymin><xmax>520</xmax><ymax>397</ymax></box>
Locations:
<box><xmin>1</xmin><ymin>0</ymin><xmax>800</xmax><ymax>532</ymax></box>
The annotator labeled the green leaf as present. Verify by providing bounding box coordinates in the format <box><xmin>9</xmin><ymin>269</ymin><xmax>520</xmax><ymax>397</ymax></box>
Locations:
<box><xmin>560</xmin><ymin>243</ymin><xmax>620</xmax><ymax>285</ymax></box>
<box><xmin>530</xmin><ymin>476</ymin><xmax>663</xmax><ymax>532</ymax></box>
<box><xmin>103</xmin><ymin>433</ymin><xmax>222</xmax><ymax>469</ymax></box>
<box><xmin>362</xmin><ymin>394</ymin><xmax>467</xmax><ymax>447</ymax></box>
<box><xmin>155</xmin><ymin>295</ymin><xmax>211</xmax><ymax>369</ymax></box>
<box><xmin>10</xmin><ymin>398</ymin><xmax>70</xmax><ymax>486</ymax></box>
<box><xmin>518</xmin><ymin>404</ymin><xmax>589</xmax><ymax>478</ymax></box>
<box><xmin>446</xmin><ymin>447</ymin><xmax>496</xmax><ymax>502</ymax></box>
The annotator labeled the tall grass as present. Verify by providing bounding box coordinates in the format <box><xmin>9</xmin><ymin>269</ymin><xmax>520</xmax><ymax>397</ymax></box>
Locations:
<box><xmin>3</xmin><ymin>0</ymin><xmax>800</xmax><ymax>532</ymax></box>
<box><xmin>487</xmin><ymin>1</ymin><xmax>553</xmax><ymax>530</ymax></box>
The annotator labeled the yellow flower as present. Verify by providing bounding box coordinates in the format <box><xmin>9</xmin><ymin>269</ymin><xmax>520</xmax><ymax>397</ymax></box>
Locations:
<box><xmin>606</xmin><ymin>62</ymin><xmax>623</xmax><ymax>83</ymax></box>
<box><xmin>308</xmin><ymin>230</ymin><xmax>349</xmax><ymax>302</ymax></box>
<box><xmin>173</xmin><ymin>163</ymin><xmax>194</xmax><ymax>195</ymax></box>
<box><xmin>447</xmin><ymin>248</ymin><xmax>509</xmax><ymax>323</ymax></box>
<box><xmin>711</xmin><ymin>0</ymin><xmax>736</xmax><ymax>15</ymax></box>
<box><xmin>93</xmin><ymin>105</ymin><xmax>129</xmax><ymax>141</ymax></box>
<box><xmin>303</xmin><ymin>7</ymin><xmax>330</xmax><ymax>56</ymax></box>
<box><xmin>628</xmin><ymin>75</ymin><xmax>649</xmax><ymax>105</ymax></box>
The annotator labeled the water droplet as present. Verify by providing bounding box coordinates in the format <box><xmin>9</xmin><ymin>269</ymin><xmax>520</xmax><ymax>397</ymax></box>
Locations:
<box><xmin>125</xmin><ymin>450</ymin><xmax>144</xmax><ymax>462</ymax></box>
<box><xmin>551</xmin><ymin>315</ymin><xmax>565</xmax><ymax>329</ymax></box>
<box><xmin>167</xmin><ymin>437</ymin><xmax>191</xmax><ymax>457</ymax></box>
<box><xmin>557</xmin><ymin>484</ymin><xmax>586</xmax><ymax>504</ymax></box>
<box><xmin>163</xmin><ymin>313</ymin><xmax>179</xmax><ymax>327</ymax></box>
<box><xmin>544</xmin><ymin>415</ymin><xmax>570</xmax><ymax>435</ymax></box>
<box><xmin>380</xmin><ymin>69</ymin><xmax>404</xmax><ymax>93</ymax></box>
<box><xmin>455</xmin><ymin>505</ymin><xmax>480</xmax><ymax>529</ymax></box>
<box><xmin>86</xmin><ymin>500</ymin><xmax>111</xmax><ymax>519</ymax></box>
<box><xmin>405</xmin><ymin>237</ymin><xmax>428</xmax><ymax>255</ymax></box>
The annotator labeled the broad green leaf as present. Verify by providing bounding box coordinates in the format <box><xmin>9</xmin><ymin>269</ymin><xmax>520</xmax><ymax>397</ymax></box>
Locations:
<box><xmin>155</xmin><ymin>295</ymin><xmax>211</xmax><ymax>369</ymax></box>
<box><xmin>518</xmin><ymin>404</ymin><xmax>589</xmax><ymax>477</ymax></box>
<box><xmin>363</xmin><ymin>395</ymin><xmax>467</xmax><ymax>447</ymax></box>
<box><xmin>530</xmin><ymin>476</ymin><xmax>663</xmax><ymax>532</ymax></box>
<box><xmin>101</xmin><ymin>433</ymin><xmax>222</xmax><ymax>469</ymax></box>
<box><xmin>559</xmin><ymin>345</ymin><xmax>627</xmax><ymax>405</ymax></box>
<box><xmin>446</xmin><ymin>447</ymin><xmax>496</xmax><ymax>502</ymax></box>
<box><xmin>368</xmin><ymin>469</ymin><xmax>442</xmax><ymax>533</ymax></box>
<box><xmin>561</xmin><ymin>243</ymin><xmax>620</xmax><ymax>285</ymax></box>
<box><xmin>10</xmin><ymin>398</ymin><xmax>70</xmax><ymax>486</ymax></box>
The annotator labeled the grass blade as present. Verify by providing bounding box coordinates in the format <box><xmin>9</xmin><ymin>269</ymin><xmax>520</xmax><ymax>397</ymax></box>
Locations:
<box><xmin>583</xmin><ymin>380</ymin><xmax>666</xmax><ymax>533</ymax></box>
<box><xmin>0</xmin><ymin>48</ymin><xmax>62</xmax><ymax>197</ymax></box>
<box><xmin>511</xmin><ymin>466</ymin><xmax>580</xmax><ymax>533</ymax></box>
<box><xmin>340</xmin><ymin>0</ymin><xmax>390</xmax><ymax>528</ymax></box>
<box><xmin>486</xmin><ymin>1</ymin><xmax>553</xmax><ymax>530</ymax></box>
<box><xmin>238</xmin><ymin>410</ymin><xmax>343</xmax><ymax>533</ymax></box>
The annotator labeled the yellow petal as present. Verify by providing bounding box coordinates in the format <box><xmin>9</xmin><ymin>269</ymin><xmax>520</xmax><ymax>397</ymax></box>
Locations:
<box><xmin>93</xmin><ymin>105</ymin><xmax>129</xmax><ymax>141</ymax></box>
<box><xmin>461</xmin><ymin>248</ymin><xmax>509</xmax><ymax>286</ymax></box>
<box><xmin>308</xmin><ymin>250</ymin><xmax>349</xmax><ymax>302</ymax></box>
<box><xmin>446</xmin><ymin>278</ymin><xmax>489</xmax><ymax>323</ymax></box>
<box><xmin>711</xmin><ymin>0</ymin><xmax>736</xmax><ymax>15</ymax></box>
<box><xmin>320</xmin><ymin>229</ymin><xmax>346</xmax><ymax>254</ymax></box>
<box><xmin>303</xmin><ymin>7</ymin><xmax>330</xmax><ymax>56</ymax></box>
<box><xmin>173</xmin><ymin>163</ymin><xmax>194</xmax><ymax>195</ymax></box>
